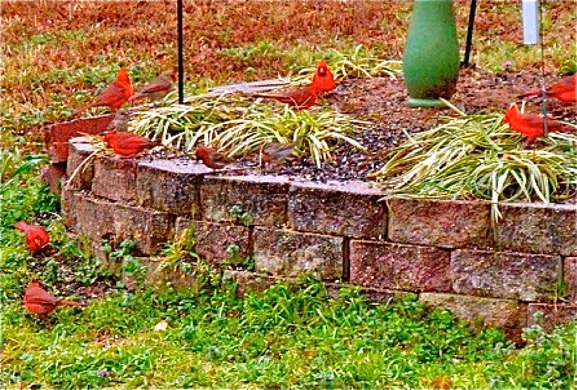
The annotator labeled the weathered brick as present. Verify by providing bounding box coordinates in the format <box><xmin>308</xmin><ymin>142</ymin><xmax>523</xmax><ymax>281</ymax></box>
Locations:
<box><xmin>92</xmin><ymin>155</ymin><xmax>137</xmax><ymax>202</ymax></box>
<box><xmin>388</xmin><ymin>197</ymin><xmax>493</xmax><ymax>249</ymax></box>
<box><xmin>564</xmin><ymin>257</ymin><xmax>577</xmax><ymax>304</ymax></box>
<box><xmin>253</xmin><ymin>228</ymin><xmax>342</xmax><ymax>279</ymax></box>
<box><xmin>497</xmin><ymin>203</ymin><xmax>577</xmax><ymax>256</ymax></box>
<box><xmin>48</xmin><ymin>142</ymin><xmax>71</xmax><ymax>163</ymax></box>
<box><xmin>420</xmin><ymin>293</ymin><xmax>527</xmax><ymax>339</ymax></box>
<box><xmin>288</xmin><ymin>180</ymin><xmax>386</xmax><ymax>238</ymax></box>
<box><xmin>527</xmin><ymin>303</ymin><xmax>577</xmax><ymax>331</ymax></box>
<box><xmin>44</xmin><ymin>114</ymin><xmax>114</xmax><ymax>162</ymax></box>
<box><xmin>40</xmin><ymin>163</ymin><xmax>66</xmax><ymax>195</ymax></box>
<box><xmin>70</xmin><ymin>194</ymin><xmax>174</xmax><ymax>254</ymax></box>
<box><xmin>451</xmin><ymin>250</ymin><xmax>562</xmax><ymax>301</ymax></box>
<box><xmin>61</xmin><ymin>189</ymin><xmax>81</xmax><ymax>228</ymax></box>
<box><xmin>112</xmin><ymin>202</ymin><xmax>174</xmax><ymax>255</ymax></box>
<box><xmin>66</xmin><ymin>137</ymin><xmax>97</xmax><ymax>191</ymax></box>
<box><xmin>70</xmin><ymin>194</ymin><xmax>115</xmax><ymax>241</ymax></box>
<box><xmin>176</xmin><ymin>217</ymin><xmax>251</xmax><ymax>264</ymax></box>
<box><xmin>201</xmin><ymin>175</ymin><xmax>291</xmax><ymax>226</ymax></box>
<box><xmin>350</xmin><ymin>240</ymin><xmax>451</xmax><ymax>292</ymax></box>
<box><xmin>137</xmin><ymin>158</ymin><xmax>210</xmax><ymax>214</ymax></box>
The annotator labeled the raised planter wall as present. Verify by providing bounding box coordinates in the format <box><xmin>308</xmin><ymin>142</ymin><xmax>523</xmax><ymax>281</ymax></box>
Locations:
<box><xmin>53</xmin><ymin>121</ymin><xmax>577</xmax><ymax>338</ymax></box>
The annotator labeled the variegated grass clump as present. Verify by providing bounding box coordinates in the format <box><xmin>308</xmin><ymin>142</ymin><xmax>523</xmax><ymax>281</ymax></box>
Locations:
<box><xmin>290</xmin><ymin>45</ymin><xmax>402</xmax><ymax>86</ymax></box>
<box><xmin>130</xmin><ymin>94</ymin><xmax>367</xmax><ymax>167</ymax></box>
<box><xmin>203</xmin><ymin>45</ymin><xmax>403</xmax><ymax>97</ymax></box>
<box><xmin>372</xmin><ymin>109</ymin><xmax>577</xmax><ymax>222</ymax></box>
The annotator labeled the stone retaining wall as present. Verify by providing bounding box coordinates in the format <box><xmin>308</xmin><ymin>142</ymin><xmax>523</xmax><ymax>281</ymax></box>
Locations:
<box><xmin>55</xmin><ymin>122</ymin><xmax>577</xmax><ymax>338</ymax></box>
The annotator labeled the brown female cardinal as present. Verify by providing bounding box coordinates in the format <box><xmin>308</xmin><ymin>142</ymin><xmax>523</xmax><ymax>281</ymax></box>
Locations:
<box><xmin>194</xmin><ymin>146</ymin><xmax>233</xmax><ymax>169</ymax></box>
<box><xmin>73</xmin><ymin>68</ymin><xmax>134</xmax><ymax>115</ymax></box>
<box><xmin>13</xmin><ymin>221</ymin><xmax>50</xmax><ymax>254</ymax></box>
<box><xmin>128</xmin><ymin>68</ymin><xmax>177</xmax><ymax>103</ymax></box>
<box><xmin>262</xmin><ymin>142</ymin><xmax>295</xmax><ymax>163</ymax></box>
<box><xmin>24</xmin><ymin>280</ymin><xmax>86</xmax><ymax>318</ymax></box>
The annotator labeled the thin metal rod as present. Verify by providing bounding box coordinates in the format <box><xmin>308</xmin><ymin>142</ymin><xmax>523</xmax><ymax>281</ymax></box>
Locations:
<box><xmin>463</xmin><ymin>0</ymin><xmax>477</xmax><ymax>66</ymax></box>
<box><xmin>177</xmin><ymin>0</ymin><xmax>184</xmax><ymax>104</ymax></box>
<box><xmin>538</xmin><ymin>0</ymin><xmax>548</xmax><ymax>137</ymax></box>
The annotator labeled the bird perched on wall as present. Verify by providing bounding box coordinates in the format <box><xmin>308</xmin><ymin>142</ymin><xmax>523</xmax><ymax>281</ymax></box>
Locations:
<box><xmin>251</xmin><ymin>84</ymin><xmax>320</xmax><ymax>110</ymax></box>
<box><xmin>311</xmin><ymin>59</ymin><xmax>336</xmax><ymax>93</ymax></box>
<box><xmin>24</xmin><ymin>280</ymin><xmax>86</xmax><ymax>318</ymax></box>
<box><xmin>261</xmin><ymin>142</ymin><xmax>295</xmax><ymax>163</ymax></box>
<box><xmin>517</xmin><ymin>73</ymin><xmax>576</xmax><ymax>103</ymax></box>
<box><xmin>503</xmin><ymin>103</ymin><xmax>576</xmax><ymax>143</ymax></box>
<box><xmin>103</xmin><ymin>130</ymin><xmax>158</xmax><ymax>157</ymax></box>
<box><xmin>73</xmin><ymin>68</ymin><xmax>134</xmax><ymax>116</ymax></box>
<box><xmin>128</xmin><ymin>68</ymin><xmax>177</xmax><ymax>103</ymax></box>
<box><xmin>195</xmin><ymin>146</ymin><xmax>233</xmax><ymax>169</ymax></box>
<box><xmin>13</xmin><ymin>221</ymin><xmax>50</xmax><ymax>254</ymax></box>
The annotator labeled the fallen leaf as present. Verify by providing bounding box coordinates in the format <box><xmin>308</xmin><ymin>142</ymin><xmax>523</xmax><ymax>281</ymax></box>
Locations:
<box><xmin>154</xmin><ymin>319</ymin><xmax>168</xmax><ymax>331</ymax></box>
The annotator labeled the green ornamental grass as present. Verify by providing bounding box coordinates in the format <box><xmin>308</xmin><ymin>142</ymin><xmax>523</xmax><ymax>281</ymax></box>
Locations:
<box><xmin>372</xmin><ymin>107</ymin><xmax>577</xmax><ymax>222</ymax></box>
<box><xmin>131</xmin><ymin>94</ymin><xmax>367</xmax><ymax>167</ymax></box>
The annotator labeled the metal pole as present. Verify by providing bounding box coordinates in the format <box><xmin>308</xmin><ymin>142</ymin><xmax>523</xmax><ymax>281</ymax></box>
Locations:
<box><xmin>177</xmin><ymin>0</ymin><xmax>184</xmax><ymax>104</ymax></box>
<box><xmin>463</xmin><ymin>0</ymin><xmax>477</xmax><ymax>66</ymax></box>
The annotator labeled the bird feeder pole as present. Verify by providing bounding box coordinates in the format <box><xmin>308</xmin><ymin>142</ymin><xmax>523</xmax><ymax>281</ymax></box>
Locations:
<box><xmin>463</xmin><ymin>0</ymin><xmax>477</xmax><ymax>66</ymax></box>
<box><xmin>177</xmin><ymin>0</ymin><xmax>184</xmax><ymax>104</ymax></box>
<box><xmin>522</xmin><ymin>0</ymin><xmax>548</xmax><ymax>137</ymax></box>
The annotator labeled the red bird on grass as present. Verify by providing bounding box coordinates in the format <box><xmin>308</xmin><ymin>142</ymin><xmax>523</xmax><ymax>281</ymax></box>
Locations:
<box><xmin>24</xmin><ymin>280</ymin><xmax>86</xmax><ymax>318</ymax></box>
<box><xmin>503</xmin><ymin>103</ymin><xmax>576</xmax><ymax>143</ymax></box>
<box><xmin>517</xmin><ymin>73</ymin><xmax>576</xmax><ymax>103</ymax></box>
<box><xmin>251</xmin><ymin>84</ymin><xmax>320</xmax><ymax>110</ymax></box>
<box><xmin>128</xmin><ymin>68</ymin><xmax>177</xmax><ymax>103</ymax></box>
<box><xmin>73</xmin><ymin>68</ymin><xmax>134</xmax><ymax>116</ymax></box>
<box><xmin>195</xmin><ymin>146</ymin><xmax>233</xmax><ymax>169</ymax></box>
<box><xmin>13</xmin><ymin>221</ymin><xmax>50</xmax><ymax>254</ymax></box>
<box><xmin>311</xmin><ymin>59</ymin><xmax>336</xmax><ymax>93</ymax></box>
<box><xmin>103</xmin><ymin>130</ymin><xmax>158</xmax><ymax>157</ymax></box>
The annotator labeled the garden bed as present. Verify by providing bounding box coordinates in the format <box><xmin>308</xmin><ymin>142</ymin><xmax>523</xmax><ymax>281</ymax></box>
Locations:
<box><xmin>42</xmin><ymin>65</ymin><xmax>577</xmax><ymax>339</ymax></box>
<box><xmin>54</xmin><ymin>131</ymin><xmax>577</xmax><ymax>339</ymax></box>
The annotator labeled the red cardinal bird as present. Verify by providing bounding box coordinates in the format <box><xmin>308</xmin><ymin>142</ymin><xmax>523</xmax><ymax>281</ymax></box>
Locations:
<box><xmin>252</xmin><ymin>84</ymin><xmax>319</xmax><ymax>110</ymax></box>
<box><xmin>24</xmin><ymin>280</ymin><xmax>85</xmax><ymax>318</ymax></box>
<box><xmin>195</xmin><ymin>146</ymin><xmax>233</xmax><ymax>169</ymax></box>
<box><xmin>311</xmin><ymin>59</ymin><xmax>336</xmax><ymax>93</ymax></box>
<box><xmin>503</xmin><ymin>103</ymin><xmax>576</xmax><ymax>143</ymax></box>
<box><xmin>517</xmin><ymin>74</ymin><xmax>577</xmax><ymax>103</ymax></box>
<box><xmin>73</xmin><ymin>68</ymin><xmax>134</xmax><ymax>115</ymax></box>
<box><xmin>103</xmin><ymin>130</ymin><xmax>158</xmax><ymax>157</ymax></box>
<box><xmin>128</xmin><ymin>68</ymin><xmax>177</xmax><ymax>103</ymax></box>
<box><xmin>13</xmin><ymin>221</ymin><xmax>50</xmax><ymax>254</ymax></box>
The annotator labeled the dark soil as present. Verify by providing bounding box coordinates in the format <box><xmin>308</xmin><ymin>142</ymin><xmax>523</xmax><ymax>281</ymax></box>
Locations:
<box><xmin>248</xmin><ymin>67</ymin><xmax>577</xmax><ymax>182</ymax></box>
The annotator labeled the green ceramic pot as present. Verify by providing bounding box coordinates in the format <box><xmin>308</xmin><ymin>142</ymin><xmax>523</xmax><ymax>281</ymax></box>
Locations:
<box><xmin>403</xmin><ymin>0</ymin><xmax>460</xmax><ymax>107</ymax></box>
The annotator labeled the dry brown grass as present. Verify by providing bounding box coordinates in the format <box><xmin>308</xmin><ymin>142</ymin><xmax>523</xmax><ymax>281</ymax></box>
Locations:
<box><xmin>1</xmin><ymin>1</ymin><xmax>574</xmax><ymax>135</ymax></box>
